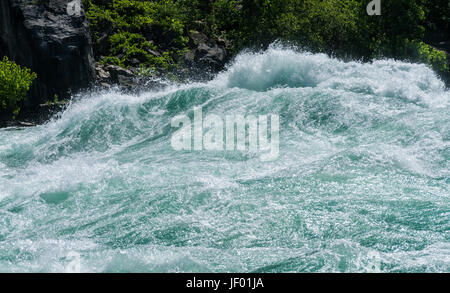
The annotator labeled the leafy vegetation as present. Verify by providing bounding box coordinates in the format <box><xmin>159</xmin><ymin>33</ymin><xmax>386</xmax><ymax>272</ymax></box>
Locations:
<box><xmin>85</xmin><ymin>0</ymin><xmax>191</xmax><ymax>70</ymax></box>
<box><xmin>83</xmin><ymin>0</ymin><xmax>449</xmax><ymax>78</ymax></box>
<box><xmin>0</xmin><ymin>57</ymin><xmax>37</xmax><ymax>118</ymax></box>
<box><xmin>402</xmin><ymin>40</ymin><xmax>448</xmax><ymax>72</ymax></box>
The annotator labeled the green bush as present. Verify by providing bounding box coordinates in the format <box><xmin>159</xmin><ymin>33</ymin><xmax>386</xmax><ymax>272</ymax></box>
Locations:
<box><xmin>0</xmin><ymin>57</ymin><xmax>37</xmax><ymax>118</ymax></box>
<box><xmin>239</xmin><ymin>0</ymin><xmax>362</xmax><ymax>52</ymax></box>
<box><xmin>86</xmin><ymin>0</ymin><xmax>191</xmax><ymax>71</ymax></box>
<box><xmin>402</xmin><ymin>40</ymin><xmax>448</xmax><ymax>72</ymax></box>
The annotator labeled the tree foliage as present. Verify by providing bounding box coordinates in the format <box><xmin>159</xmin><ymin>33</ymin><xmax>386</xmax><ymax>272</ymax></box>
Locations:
<box><xmin>0</xmin><ymin>57</ymin><xmax>37</xmax><ymax>118</ymax></box>
<box><xmin>84</xmin><ymin>0</ymin><xmax>448</xmax><ymax>76</ymax></box>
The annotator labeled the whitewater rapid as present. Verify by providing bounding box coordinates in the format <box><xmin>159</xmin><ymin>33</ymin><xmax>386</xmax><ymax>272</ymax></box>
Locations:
<box><xmin>0</xmin><ymin>47</ymin><xmax>449</xmax><ymax>272</ymax></box>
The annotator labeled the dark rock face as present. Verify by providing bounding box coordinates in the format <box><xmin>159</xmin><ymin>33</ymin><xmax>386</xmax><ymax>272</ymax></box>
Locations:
<box><xmin>185</xmin><ymin>31</ymin><xmax>228</xmax><ymax>73</ymax></box>
<box><xmin>0</xmin><ymin>0</ymin><xmax>95</xmax><ymax>106</ymax></box>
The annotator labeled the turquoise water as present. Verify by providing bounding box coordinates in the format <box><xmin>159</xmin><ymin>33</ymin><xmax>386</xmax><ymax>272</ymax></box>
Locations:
<box><xmin>0</xmin><ymin>48</ymin><xmax>449</xmax><ymax>272</ymax></box>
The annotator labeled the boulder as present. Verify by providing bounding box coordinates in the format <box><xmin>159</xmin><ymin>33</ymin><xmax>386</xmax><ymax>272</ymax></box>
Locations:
<box><xmin>95</xmin><ymin>62</ymin><xmax>138</xmax><ymax>89</ymax></box>
<box><xmin>185</xmin><ymin>31</ymin><xmax>228</xmax><ymax>72</ymax></box>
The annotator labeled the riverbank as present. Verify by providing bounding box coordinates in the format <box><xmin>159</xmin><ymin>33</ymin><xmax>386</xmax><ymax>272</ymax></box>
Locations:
<box><xmin>1</xmin><ymin>0</ymin><xmax>449</xmax><ymax>127</ymax></box>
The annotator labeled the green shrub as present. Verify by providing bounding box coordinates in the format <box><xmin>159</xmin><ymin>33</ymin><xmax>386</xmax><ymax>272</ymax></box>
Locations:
<box><xmin>416</xmin><ymin>42</ymin><xmax>448</xmax><ymax>73</ymax></box>
<box><xmin>402</xmin><ymin>40</ymin><xmax>448</xmax><ymax>72</ymax></box>
<box><xmin>86</xmin><ymin>0</ymin><xmax>191</xmax><ymax>71</ymax></box>
<box><xmin>0</xmin><ymin>57</ymin><xmax>37</xmax><ymax>118</ymax></box>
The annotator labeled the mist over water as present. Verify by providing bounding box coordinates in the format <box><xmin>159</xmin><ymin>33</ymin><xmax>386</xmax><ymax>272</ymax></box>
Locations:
<box><xmin>0</xmin><ymin>47</ymin><xmax>449</xmax><ymax>272</ymax></box>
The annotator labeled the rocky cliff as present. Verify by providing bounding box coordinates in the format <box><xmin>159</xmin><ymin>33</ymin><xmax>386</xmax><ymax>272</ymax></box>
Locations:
<box><xmin>0</xmin><ymin>0</ymin><xmax>95</xmax><ymax>107</ymax></box>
